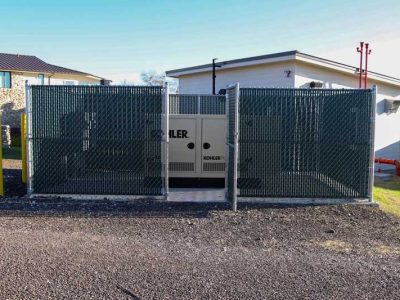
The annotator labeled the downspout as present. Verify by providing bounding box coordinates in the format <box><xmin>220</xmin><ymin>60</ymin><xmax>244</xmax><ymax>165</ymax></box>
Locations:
<box><xmin>48</xmin><ymin>73</ymin><xmax>55</xmax><ymax>85</ymax></box>
<box><xmin>364</xmin><ymin>44</ymin><xmax>371</xmax><ymax>89</ymax></box>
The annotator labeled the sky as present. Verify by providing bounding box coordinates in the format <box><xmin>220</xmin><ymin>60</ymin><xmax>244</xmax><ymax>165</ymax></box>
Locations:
<box><xmin>1</xmin><ymin>0</ymin><xmax>400</xmax><ymax>83</ymax></box>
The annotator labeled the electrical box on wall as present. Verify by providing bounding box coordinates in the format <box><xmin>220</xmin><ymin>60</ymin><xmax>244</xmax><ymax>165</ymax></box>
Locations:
<box><xmin>309</xmin><ymin>81</ymin><xmax>324</xmax><ymax>88</ymax></box>
<box><xmin>384</xmin><ymin>99</ymin><xmax>400</xmax><ymax>113</ymax></box>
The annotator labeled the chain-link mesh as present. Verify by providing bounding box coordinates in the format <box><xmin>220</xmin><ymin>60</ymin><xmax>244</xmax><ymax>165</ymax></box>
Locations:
<box><xmin>29</xmin><ymin>86</ymin><xmax>165</xmax><ymax>195</ymax></box>
<box><xmin>238</xmin><ymin>88</ymin><xmax>373</xmax><ymax>199</ymax></box>
<box><xmin>226</xmin><ymin>85</ymin><xmax>239</xmax><ymax>208</ymax></box>
<box><xmin>169</xmin><ymin>94</ymin><xmax>225</xmax><ymax>115</ymax></box>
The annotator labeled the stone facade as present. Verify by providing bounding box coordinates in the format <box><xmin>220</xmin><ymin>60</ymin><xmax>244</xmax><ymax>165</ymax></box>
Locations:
<box><xmin>0</xmin><ymin>72</ymin><xmax>25</xmax><ymax>128</ymax></box>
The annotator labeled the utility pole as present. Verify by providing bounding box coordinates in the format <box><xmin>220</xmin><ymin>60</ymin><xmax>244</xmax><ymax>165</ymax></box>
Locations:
<box><xmin>364</xmin><ymin>43</ymin><xmax>372</xmax><ymax>89</ymax></box>
<box><xmin>356</xmin><ymin>42</ymin><xmax>364</xmax><ymax>89</ymax></box>
<box><xmin>212</xmin><ymin>58</ymin><xmax>221</xmax><ymax>95</ymax></box>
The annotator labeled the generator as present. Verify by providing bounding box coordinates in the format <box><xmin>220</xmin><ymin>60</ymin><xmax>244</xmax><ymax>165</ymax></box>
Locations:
<box><xmin>168</xmin><ymin>94</ymin><xmax>227</xmax><ymax>181</ymax></box>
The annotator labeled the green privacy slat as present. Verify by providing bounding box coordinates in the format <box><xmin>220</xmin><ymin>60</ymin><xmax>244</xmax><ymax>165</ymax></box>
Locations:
<box><xmin>237</xmin><ymin>88</ymin><xmax>373</xmax><ymax>199</ymax></box>
<box><xmin>30</xmin><ymin>85</ymin><xmax>164</xmax><ymax>195</ymax></box>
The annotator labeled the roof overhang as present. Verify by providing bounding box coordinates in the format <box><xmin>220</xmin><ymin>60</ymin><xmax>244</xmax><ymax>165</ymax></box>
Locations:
<box><xmin>1</xmin><ymin>68</ymin><xmax>104</xmax><ymax>81</ymax></box>
<box><xmin>295</xmin><ymin>53</ymin><xmax>400</xmax><ymax>87</ymax></box>
<box><xmin>166</xmin><ymin>51</ymin><xmax>297</xmax><ymax>77</ymax></box>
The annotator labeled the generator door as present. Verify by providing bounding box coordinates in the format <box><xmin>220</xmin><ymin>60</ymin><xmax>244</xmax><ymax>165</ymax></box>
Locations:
<box><xmin>201</xmin><ymin>118</ymin><xmax>227</xmax><ymax>174</ymax></box>
<box><xmin>168</xmin><ymin>117</ymin><xmax>197</xmax><ymax>174</ymax></box>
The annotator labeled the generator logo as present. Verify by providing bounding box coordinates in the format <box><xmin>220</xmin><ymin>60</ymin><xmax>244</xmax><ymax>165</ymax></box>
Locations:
<box><xmin>203</xmin><ymin>156</ymin><xmax>223</xmax><ymax>161</ymax></box>
<box><xmin>169</xmin><ymin>130</ymin><xmax>189</xmax><ymax>138</ymax></box>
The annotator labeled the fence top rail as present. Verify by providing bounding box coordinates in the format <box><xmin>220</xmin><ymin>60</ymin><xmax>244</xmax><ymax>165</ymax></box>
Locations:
<box><xmin>29</xmin><ymin>85</ymin><xmax>164</xmax><ymax>89</ymax></box>
<box><xmin>169</xmin><ymin>93</ymin><xmax>225</xmax><ymax>97</ymax></box>
<box><xmin>239</xmin><ymin>87</ymin><xmax>373</xmax><ymax>92</ymax></box>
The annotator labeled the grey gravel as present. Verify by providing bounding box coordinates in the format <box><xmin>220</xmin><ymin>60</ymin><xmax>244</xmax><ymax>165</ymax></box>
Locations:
<box><xmin>0</xmin><ymin>198</ymin><xmax>399</xmax><ymax>299</ymax></box>
<box><xmin>0</xmin><ymin>161</ymin><xmax>399</xmax><ymax>299</ymax></box>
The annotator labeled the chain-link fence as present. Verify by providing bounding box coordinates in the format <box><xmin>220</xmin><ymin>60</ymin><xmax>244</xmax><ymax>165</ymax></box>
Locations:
<box><xmin>27</xmin><ymin>86</ymin><xmax>167</xmax><ymax>196</ymax></box>
<box><xmin>169</xmin><ymin>94</ymin><xmax>225</xmax><ymax>115</ymax></box>
<box><xmin>236</xmin><ymin>88</ymin><xmax>375</xmax><ymax>200</ymax></box>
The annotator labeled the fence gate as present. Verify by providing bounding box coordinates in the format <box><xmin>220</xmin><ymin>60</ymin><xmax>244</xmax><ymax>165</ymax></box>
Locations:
<box><xmin>27</xmin><ymin>86</ymin><xmax>168</xmax><ymax>197</ymax></box>
<box><xmin>237</xmin><ymin>88</ymin><xmax>375</xmax><ymax>201</ymax></box>
<box><xmin>225</xmin><ymin>83</ymin><xmax>239</xmax><ymax>210</ymax></box>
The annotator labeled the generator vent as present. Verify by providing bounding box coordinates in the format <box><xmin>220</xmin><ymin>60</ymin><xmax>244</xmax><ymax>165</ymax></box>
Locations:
<box><xmin>169</xmin><ymin>162</ymin><xmax>195</xmax><ymax>172</ymax></box>
<box><xmin>203</xmin><ymin>163</ymin><xmax>225</xmax><ymax>172</ymax></box>
<box><xmin>169</xmin><ymin>94</ymin><xmax>226</xmax><ymax>115</ymax></box>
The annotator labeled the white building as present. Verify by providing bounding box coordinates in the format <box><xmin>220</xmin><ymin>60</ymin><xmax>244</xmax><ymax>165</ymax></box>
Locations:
<box><xmin>166</xmin><ymin>50</ymin><xmax>400</xmax><ymax>164</ymax></box>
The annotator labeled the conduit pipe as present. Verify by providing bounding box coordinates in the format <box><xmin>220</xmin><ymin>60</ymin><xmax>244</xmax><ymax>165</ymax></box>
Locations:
<box><xmin>375</xmin><ymin>158</ymin><xmax>400</xmax><ymax>176</ymax></box>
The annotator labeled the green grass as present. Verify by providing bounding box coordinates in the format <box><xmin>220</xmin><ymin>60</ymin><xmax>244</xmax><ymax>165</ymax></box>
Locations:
<box><xmin>2</xmin><ymin>146</ymin><xmax>21</xmax><ymax>160</ymax></box>
<box><xmin>374</xmin><ymin>176</ymin><xmax>400</xmax><ymax>217</ymax></box>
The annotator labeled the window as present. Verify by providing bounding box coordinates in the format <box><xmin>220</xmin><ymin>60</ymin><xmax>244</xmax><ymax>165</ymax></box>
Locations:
<box><xmin>0</xmin><ymin>71</ymin><xmax>11</xmax><ymax>88</ymax></box>
<box><xmin>63</xmin><ymin>80</ymin><xmax>75</xmax><ymax>85</ymax></box>
<box><xmin>38</xmin><ymin>74</ymin><xmax>45</xmax><ymax>85</ymax></box>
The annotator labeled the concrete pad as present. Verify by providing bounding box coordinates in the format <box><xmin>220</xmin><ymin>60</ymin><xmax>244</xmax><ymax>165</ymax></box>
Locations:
<box><xmin>168</xmin><ymin>188</ymin><xmax>226</xmax><ymax>202</ymax></box>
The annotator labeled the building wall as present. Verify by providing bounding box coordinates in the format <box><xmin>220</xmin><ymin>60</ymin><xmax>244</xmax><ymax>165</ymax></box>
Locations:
<box><xmin>295</xmin><ymin>61</ymin><xmax>400</xmax><ymax>165</ymax></box>
<box><xmin>0</xmin><ymin>71</ymin><xmax>101</xmax><ymax>128</ymax></box>
<box><xmin>177</xmin><ymin>61</ymin><xmax>295</xmax><ymax>94</ymax></box>
<box><xmin>0</xmin><ymin>72</ymin><xmax>25</xmax><ymax>128</ymax></box>
<box><xmin>294</xmin><ymin>61</ymin><xmax>359</xmax><ymax>89</ymax></box>
<box><xmin>176</xmin><ymin>60</ymin><xmax>400</xmax><ymax>167</ymax></box>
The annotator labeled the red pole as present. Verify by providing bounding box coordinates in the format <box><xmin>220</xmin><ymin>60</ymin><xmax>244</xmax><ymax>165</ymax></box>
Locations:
<box><xmin>364</xmin><ymin>43</ymin><xmax>371</xmax><ymax>89</ymax></box>
<box><xmin>356</xmin><ymin>42</ymin><xmax>364</xmax><ymax>89</ymax></box>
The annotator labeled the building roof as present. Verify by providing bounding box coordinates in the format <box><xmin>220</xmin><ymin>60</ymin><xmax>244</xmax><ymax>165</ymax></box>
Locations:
<box><xmin>0</xmin><ymin>53</ymin><xmax>104</xmax><ymax>80</ymax></box>
<box><xmin>166</xmin><ymin>50</ymin><xmax>400</xmax><ymax>87</ymax></box>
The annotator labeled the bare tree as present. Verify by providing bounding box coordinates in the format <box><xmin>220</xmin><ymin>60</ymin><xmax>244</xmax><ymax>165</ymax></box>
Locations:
<box><xmin>118</xmin><ymin>79</ymin><xmax>135</xmax><ymax>86</ymax></box>
<box><xmin>141</xmin><ymin>70</ymin><xmax>165</xmax><ymax>86</ymax></box>
<box><xmin>141</xmin><ymin>70</ymin><xmax>179</xmax><ymax>93</ymax></box>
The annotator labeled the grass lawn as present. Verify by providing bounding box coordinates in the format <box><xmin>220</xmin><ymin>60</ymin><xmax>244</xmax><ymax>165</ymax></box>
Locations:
<box><xmin>2</xmin><ymin>147</ymin><xmax>21</xmax><ymax>160</ymax></box>
<box><xmin>374</xmin><ymin>176</ymin><xmax>400</xmax><ymax>217</ymax></box>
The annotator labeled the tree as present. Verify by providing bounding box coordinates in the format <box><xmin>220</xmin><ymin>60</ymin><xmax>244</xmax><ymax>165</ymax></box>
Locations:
<box><xmin>141</xmin><ymin>70</ymin><xmax>179</xmax><ymax>93</ymax></box>
<box><xmin>119</xmin><ymin>79</ymin><xmax>135</xmax><ymax>86</ymax></box>
<box><xmin>141</xmin><ymin>70</ymin><xmax>165</xmax><ymax>86</ymax></box>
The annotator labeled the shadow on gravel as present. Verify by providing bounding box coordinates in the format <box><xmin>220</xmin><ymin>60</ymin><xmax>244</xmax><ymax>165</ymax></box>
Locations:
<box><xmin>0</xmin><ymin>197</ymin><xmax>312</xmax><ymax>219</ymax></box>
<box><xmin>3</xmin><ymin>168</ymin><xmax>26</xmax><ymax>197</ymax></box>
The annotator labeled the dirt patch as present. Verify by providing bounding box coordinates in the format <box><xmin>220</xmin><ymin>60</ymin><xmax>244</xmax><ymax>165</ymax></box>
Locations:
<box><xmin>374</xmin><ymin>245</ymin><xmax>400</xmax><ymax>256</ymax></box>
<box><xmin>316</xmin><ymin>239</ymin><xmax>353</xmax><ymax>252</ymax></box>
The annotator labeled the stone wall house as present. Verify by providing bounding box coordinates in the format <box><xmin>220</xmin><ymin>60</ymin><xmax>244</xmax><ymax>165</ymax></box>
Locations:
<box><xmin>0</xmin><ymin>53</ymin><xmax>108</xmax><ymax>129</ymax></box>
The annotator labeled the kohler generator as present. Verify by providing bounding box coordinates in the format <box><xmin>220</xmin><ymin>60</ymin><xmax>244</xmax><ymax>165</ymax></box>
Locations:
<box><xmin>168</xmin><ymin>94</ymin><xmax>227</xmax><ymax>186</ymax></box>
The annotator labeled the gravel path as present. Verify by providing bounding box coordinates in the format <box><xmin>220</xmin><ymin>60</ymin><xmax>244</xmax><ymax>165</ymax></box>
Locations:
<box><xmin>0</xmin><ymin>197</ymin><xmax>399</xmax><ymax>299</ymax></box>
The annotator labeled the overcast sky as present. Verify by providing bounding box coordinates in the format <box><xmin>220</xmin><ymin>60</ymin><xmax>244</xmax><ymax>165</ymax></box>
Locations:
<box><xmin>1</xmin><ymin>0</ymin><xmax>399</xmax><ymax>83</ymax></box>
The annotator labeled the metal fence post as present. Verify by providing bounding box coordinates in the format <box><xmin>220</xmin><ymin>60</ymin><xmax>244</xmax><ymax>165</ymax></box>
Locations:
<box><xmin>232</xmin><ymin>82</ymin><xmax>240</xmax><ymax>211</ymax></box>
<box><xmin>25</xmin><ymin>82</ymin><xmax>33</xmax><ymax>195</ymax></box>
<box><xmin>368</xmin><ymin>85</ymin><xmax>377</xmax><ymax>203</ymax></box>
<box><xmin>224</xmin><ymin>89</ymin><xmax>229</xmax><ymax>200</ymax></box>
<box><xmin>163</xmin><ymin>82</ymin><xmax>169</xmax><ymax>200</ymax></box>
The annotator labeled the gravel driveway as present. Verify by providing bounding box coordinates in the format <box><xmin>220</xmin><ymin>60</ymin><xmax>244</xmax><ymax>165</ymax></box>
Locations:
<box><xmin>0</xmin><ymin>197</ymin><xmax>399</xmax><ymax>299</ymax></box>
